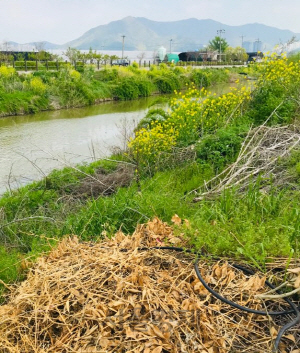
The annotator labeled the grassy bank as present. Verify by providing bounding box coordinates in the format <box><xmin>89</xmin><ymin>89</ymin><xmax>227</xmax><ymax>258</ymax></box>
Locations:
<box><xmin>1</xmin><ymin>53</ymin><xmax>300</xmax><ymax>299</ymax></box>
<box><xmin>0</xmin><ymin>63</ymin><xmax>232</xmax><ymax>117</ymax></box>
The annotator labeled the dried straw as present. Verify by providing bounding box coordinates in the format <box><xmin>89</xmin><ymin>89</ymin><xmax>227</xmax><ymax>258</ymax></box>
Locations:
<box><xmin>0</xmin><ymin>217</ymin><xmax>299</xmax><ymax>352</ymax></box>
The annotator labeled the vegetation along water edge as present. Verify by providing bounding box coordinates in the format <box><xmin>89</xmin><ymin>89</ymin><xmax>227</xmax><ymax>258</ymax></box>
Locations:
<box><xmin>0</xmin><ymin>61</ymin><xmax>235</xmax><ymax>117</ymax></box>
<box><xmin>1</xmin><ymin>52</ymin><xmax>300</xmax><ymax>308</ymax></box>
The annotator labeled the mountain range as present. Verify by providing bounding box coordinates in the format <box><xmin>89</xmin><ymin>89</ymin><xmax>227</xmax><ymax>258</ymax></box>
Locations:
<box><xmin>5</xmin><ymin>17</ymin><xmax>300</xmax><ymax>52</ymax></box>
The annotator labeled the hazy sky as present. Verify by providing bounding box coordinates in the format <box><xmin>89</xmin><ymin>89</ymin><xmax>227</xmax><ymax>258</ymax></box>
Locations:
<box><xmin>1</xmin><ymin>0</ymin><xmax>300</xmax><ymax>44</ymax></box>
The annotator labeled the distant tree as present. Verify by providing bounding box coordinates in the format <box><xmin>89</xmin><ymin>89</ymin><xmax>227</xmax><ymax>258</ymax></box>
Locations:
<box><xmin>34</xmin><ymin>42</ymin><xmax>53</xmax><ymax>61</ymax></box>
<box><xmin>276</xmin><ymin>36</ymin><xmax>299</xmax><ymax>54</ymax></box>
<box><xmin>63</xmin><ymin>47</ymin><xmax>81</xmax><ymax>65</ymax></box>
<box><xmin>82</xmin><ymin>47</ymin><xmax>102</xmax><ymax>64</ymax></box>
<box><xmin>225</xmin><ymin>46</ymin><xmax>248</xmax><ymax>62</ymax></box>
<box><xmin>16</xmin><ymin>53</ymin><xmax>26</xmax><ymax>61</ymax></box>
<box><xmin>28</xmin><ymin>49</ymin><xmax>52</xmax><ymax>61</ymax></box>
<box><xmin>137</xmin><ymin>52</ymin><xmax>146</xmax><ymax>65</ymax></box>
<box><xmin>208</xmin><ymin>36</ymin><xmax>229</xmax><ymax>53</ymax></box>
<box><xmin>102</xmin><ymin>54</ymin><xmax>110</xmax><ymax>65</ymax></box>
<box><xmin>1</xmin><ymin>40</ymin><xmax>12</xmax><ymax>63</ymax></box>
<box><xmin>109</xmin><ymin>54</ymin><xmax>119</xmax><ymax>64</ymax></box>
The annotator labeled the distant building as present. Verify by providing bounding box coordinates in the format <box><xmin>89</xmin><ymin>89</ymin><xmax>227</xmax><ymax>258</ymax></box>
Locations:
<box><xmin>165</xmin><ymin>53</ymin><xmax>179</xmax><ymax>63</ymax></box>
<box><xmin>243</xmin><ymin>41</ymin><xmax>253</xmax><ymax>52</ymax></box>
<box><xmin>178</xmin><ymin>50</ymin><xmax>217</xmax><ymax>62</ymax></box>
<box><xmin>253</xmin><ymin>40</ymin><xmax>263</xmax><ymax>52</ymax></box>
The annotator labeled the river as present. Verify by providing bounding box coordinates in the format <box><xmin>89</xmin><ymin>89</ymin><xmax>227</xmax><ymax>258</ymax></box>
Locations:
<box><xmin>0</xmin><ymin>97</ymin><xmax>162</xmax><ymax>194</ymax></box>
<box><xmin>0</xmin><ymin>83</ymin><xmax>237</xmax><ymax>195</ymax></box>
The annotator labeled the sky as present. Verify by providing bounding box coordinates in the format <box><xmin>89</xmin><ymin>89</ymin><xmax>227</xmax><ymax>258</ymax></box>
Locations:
<box><xmin>1</xmin><ymin>0</ymin><xmax>300</xmax><ymax>44</ymax></box>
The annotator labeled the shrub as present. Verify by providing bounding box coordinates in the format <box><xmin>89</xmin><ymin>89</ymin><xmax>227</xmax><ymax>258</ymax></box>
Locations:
<box><xmin>195</xmin><ymin>125</ymin><xmax>248</xmax><ymax>171</ymax></box>
<box><xmin>136</xmin><ymin>108</ymin><xmax>170</xmax><ymax>131</ymax></box>
<box><xmin>247</xmin><ymin>53</ymin><xmax>300</xmax><ymax>125</ymax></box>
<box><xmin>131</xmin><ymin>62</ymin><xmax>139</xmax><ymax>69</ymax></box>
<box><xmin>94</xmin><ymin>68</ymin><xmax>118</xmax><ymax>82</ymax></box>
<box><xmin>0</xmin><ymin>66</ymin><xmax>16</xmax><ymax>78</ymax></box>
<box><xmin>135</xmin><ymin>77</ymin><xmax>154</xmax><ymax>97</ymax></box>
<box><xmin>113</xmin><ymin>77</ymin><xmax>140</xmax><ymax>100</ymax></box>
<box><xmin>190</xmin><ymin>70</ymin><xmax>210</xmax><ymax>88</ymax></box>
<box><xmin>153</xmin><ymin>74</ymin><xmax>181</xmax><ymax>93</ymax></box>
<box><xmin>113</xmin><ymin>76</ymin><xmax>154</xmax><ymax>100</ymax></box>
<box><xmin>29</xmin><ymin>77</ymin><xmax>47</xmax><ymax>94</ymax></box>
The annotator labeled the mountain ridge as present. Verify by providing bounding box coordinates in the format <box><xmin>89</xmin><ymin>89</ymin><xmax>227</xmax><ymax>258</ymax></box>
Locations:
<box><xmin>5</xmin><ymin>17</ymin><xmax>300</xmax><ymax>52</ymax></box>
<box><xmin>61</xmin><ymin>17</ymin><xmax>300</xmax><ymax>52</ymax></box>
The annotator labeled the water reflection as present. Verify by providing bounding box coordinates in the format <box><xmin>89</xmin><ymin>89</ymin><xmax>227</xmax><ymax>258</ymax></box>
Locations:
<box><xmin>0</xmin><ymin>96</ymin><xmax>164</xmax><ymax>194</ymax></box>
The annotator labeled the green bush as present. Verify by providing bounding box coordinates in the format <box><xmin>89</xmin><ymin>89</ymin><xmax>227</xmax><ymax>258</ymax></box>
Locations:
<box><xmin>190</xmin><ymin>70</ymin><xmax>210</xmax><ymax>87</ymax></box>
<box><xmin>195</xmin><ymin>125</ymin><xmax>248</xmax><ymax>171</ymax></box>
<box><xmin>14</xmin><ymin>61</ymin><xmax>25</xmax><ymax>70</ymax></box>
<box><xmin>136</xmin><ymin>108</ymin><xmax>170</xmax><ymax>131</ymax></box>
<box><xmin>248</xmin><ymin>84</ymin><xmax>297</xmax><ymax>125</ymax></box>
<box><xmin>153</xmin><ymin>74</ymin><xmax>181</xmax><ymax>93</ymax></box>
<box><xmin>135</xmin><ymin>77</ymin><xmax>154</xmax><ymax>97</ymax></box>
<box><xmin>94</xmin><ymin>68</ymin><xmax>118</xmax><ymax>82</ymax></box>
<box><xmin>113</xmin><ymin>77</ymin><xmax>140</xmax><ymax>100</ymax></box>
<box><xmin>113</xmin><ymin>76</ymin><xmax>154</xmax><ymax>100</ymax></box>
<box><xmin>131</xmin><ymin>62</ymin><xmax>139</xmax><ymax>69</ymax></box>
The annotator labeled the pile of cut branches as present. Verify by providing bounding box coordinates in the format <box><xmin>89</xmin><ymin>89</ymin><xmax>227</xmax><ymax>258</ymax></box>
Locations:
<box><xmin>193</xmin><ymin>125</ymin><xmax>300</xmax><ymax>201</ymax></box>
<box><xmin>0</xmin><ymin>217</ymin><xmax>299</xmax><ymax>352</ymax></box>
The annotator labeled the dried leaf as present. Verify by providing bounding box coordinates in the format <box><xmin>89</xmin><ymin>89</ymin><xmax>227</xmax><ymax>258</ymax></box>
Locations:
<box><xmin>151</xmin><ymin>325</ymin><xmax>166</xmax><ymax>340</ymax></box>
<box><xmin>294</xmin><ymin>274</ymin><xmax>300</xmax><ymax>288</ymax></box>
<box><xmin>151</xmin><ymin>347</ymin><xmax>163</xmax><ymax>353</ymax></box>
<box><xmin>287</xmin><ymin>267</ymin><xmax>300</xmax><ymax>274</ymax></box>
<box><xmin>171</xmin><ymin>214</ymin><xmax>182</xmax><ymax>225</ymax></box>
<box><xmin>285</xmin><ymin>334</ymin><xmax>296</xmax><ymax>343</ymax></box>
<box><xmin>270</xmin><ymin>326</ymin><xmax>278</xmax><ymax>339</ymax></box>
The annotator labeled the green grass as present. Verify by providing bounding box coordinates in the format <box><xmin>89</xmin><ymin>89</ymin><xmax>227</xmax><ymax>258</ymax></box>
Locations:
<box><xmin>1</xmin><ymin>61</ymin><xmax>300</xmax><ymax>299</ymax></box>
<box><xmin>1</xmin><ymin>155</ymin><xmax>299</xmax><ymax>267</ymax></box>
<box><xmin>0</xmin><ymin>65</ymin><xmax>233</xmax><ymax>116</ymax></box>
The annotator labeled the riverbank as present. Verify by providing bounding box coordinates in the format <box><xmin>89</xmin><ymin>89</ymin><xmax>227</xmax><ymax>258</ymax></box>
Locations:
<box><xmin>1</xmin><ymin>53</ymin><xmax>300</xmax><ymax>303</ymax></box>
<box><xmin>0</xmin><ymin>63</ymin><xmax>236</xmax><ymax>118</ymax></box>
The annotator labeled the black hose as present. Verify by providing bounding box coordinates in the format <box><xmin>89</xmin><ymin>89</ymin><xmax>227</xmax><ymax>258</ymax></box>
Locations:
<box><xmin>140</xmin><ymin>246</ymin><xmax>300</xmax><ymax>352</ymax></box>
<box><xmin>195</xmin><ymin>257</ymin><xmax>300</xmax><ymax>352</ymax></box>
<box><xmin>194</xmin><ymin>257</ymin><xmax>296</xmax><ymax>316</ymax></box>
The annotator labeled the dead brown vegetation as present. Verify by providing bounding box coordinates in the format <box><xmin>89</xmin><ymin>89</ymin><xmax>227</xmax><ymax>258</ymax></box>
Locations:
<box><xmin>73</xmin><ymin>165</ymin><xmax>135</xmax><ymax>199</ymax></box>
<box><xmin>1</xmin><ymin>218</ymin><xmax>299</xmax><ymax>352</ymax></box>
<box><xmin>192</xmin><ymin>124</ymin><xmax>300</xmax><ymax>201</ymax></box>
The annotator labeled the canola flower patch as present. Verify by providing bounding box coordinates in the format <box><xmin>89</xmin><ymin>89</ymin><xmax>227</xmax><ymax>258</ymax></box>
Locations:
<box><xmin>129</xmin><ymin>53</ymin><xmax>300</xmax><ymax>169</ymax></box>
<box><xmin>0</xmin><ymin>217</ymin><xmax>297</xmax><ymax>353</ymax></box>
<box><xmin>128</xmin><ymin>84</ymin><xmax>252</xmax><ymax>167</ymax></box>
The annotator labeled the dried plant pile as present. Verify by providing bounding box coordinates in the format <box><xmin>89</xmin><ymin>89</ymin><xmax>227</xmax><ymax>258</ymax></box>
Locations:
<box><xmin>0</xmin><ymin>218</ymin><xmax>298</xmax><ymax>353</ymax></box>
<box><xmin>73</xmin><ymin>165</ymin><xmax>135</xmax><ymax>199</ymax></box>
<box><xmin>193</xmin><ymin>125</ymin><xmax>300</xmax><ymax>201</ymax></box>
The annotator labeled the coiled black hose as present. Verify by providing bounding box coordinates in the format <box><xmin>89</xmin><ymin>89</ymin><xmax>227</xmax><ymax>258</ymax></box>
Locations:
<box><xmin>140</xmin><ymin>246</ymin><xmax>300</xmax><ymax>352</ymax></box>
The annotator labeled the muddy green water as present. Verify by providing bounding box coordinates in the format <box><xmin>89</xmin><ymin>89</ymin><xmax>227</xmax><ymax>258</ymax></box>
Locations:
<box><xmin>0</xmin><ymin>84</ymin><xmax>234</xmax><ymax>194</ymax></box>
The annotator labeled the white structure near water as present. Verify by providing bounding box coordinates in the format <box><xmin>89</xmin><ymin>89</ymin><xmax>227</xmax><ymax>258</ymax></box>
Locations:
<box><xmin>157</xmin><ymin>46</ymin><xmax>167</xmax><ymax>61</ymax></box>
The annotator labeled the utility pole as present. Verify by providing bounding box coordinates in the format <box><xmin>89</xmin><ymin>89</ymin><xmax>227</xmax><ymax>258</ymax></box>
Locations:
<box><xmin>169</xmin><ymin>39</ymin><xmax>173</xmax><ymax>53</ymax></box>
<box><xmin>121</xmin><ymin>35</ymin><xmax>125</xmax><ymax>59</ymax></box>
<box><xmin>240</xmin><ymin>35</ymin><xmax>245</xmax><ymax>48</ymax></box>
<box><xmin>217</xmin><ymin>29</ymin><xmax>225</xmax><ymax>62</ymax></box>
<box><xmin>254</xmin><ymin>38</ymin><xmax>261</xmax><ymax>53</ymax></box>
